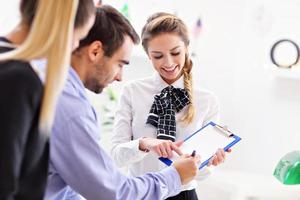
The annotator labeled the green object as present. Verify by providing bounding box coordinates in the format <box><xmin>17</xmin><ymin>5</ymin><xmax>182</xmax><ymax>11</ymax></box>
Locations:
<box><xmin>273</xmin><ymin>151</ymin><xmax>300</xmax><ymax>185</ymax></box>
<box><xmin>106</xmin><ymin>87</ymin><xmax>117</xmax><ymax>101</ymax></box>
<box><xmin>120</xmin><ymin>3</ymin><xmax>130</xmax><ymax>20</ymax></box>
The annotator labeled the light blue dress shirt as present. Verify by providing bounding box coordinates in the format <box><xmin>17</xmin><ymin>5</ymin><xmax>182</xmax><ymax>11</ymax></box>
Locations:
<box><xmin>44</xmin><ymin>67</ymin><xmax>181</xmax><ymax>200</ymax></box>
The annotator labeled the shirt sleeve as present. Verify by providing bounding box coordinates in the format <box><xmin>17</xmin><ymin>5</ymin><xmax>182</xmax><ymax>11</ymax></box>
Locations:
<box><xmin>110</xmin><ymin>85</ymin><xmax>148</xmax><ymax>167</ymax></box>
<box><xmin>0</xmin><ymin>66</ymin><xmax>42</xmax><ymax>199</ymax></box>
<box><xmin>51</xmin><ymin>114</ymin><xmax>181</xmax><ymax>200</ymax></box>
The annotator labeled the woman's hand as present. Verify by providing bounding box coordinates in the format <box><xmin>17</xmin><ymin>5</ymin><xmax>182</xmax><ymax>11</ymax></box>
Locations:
<box><xmin>208</xmin><ymin>148</ymin><xmax>231</xmax><ymax>166</ymax></box>
<box><xmin>139</xmin><ymin>138</ymin><xmax>183</xmax><ymax>158</ymax></box>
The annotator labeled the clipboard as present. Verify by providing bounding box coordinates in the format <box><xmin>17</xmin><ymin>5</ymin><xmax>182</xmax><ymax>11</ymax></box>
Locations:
<box><xmin>159</xmin><ymin>121</ymin><xmax>241</xmax><ymax>169</ymax></box>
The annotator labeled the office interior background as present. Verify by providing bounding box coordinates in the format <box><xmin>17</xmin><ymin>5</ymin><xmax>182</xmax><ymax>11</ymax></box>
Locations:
<box><xmin>1</xmin><ymin>0</ymin><xmax>299</xmax><ymax>199</ymax></box>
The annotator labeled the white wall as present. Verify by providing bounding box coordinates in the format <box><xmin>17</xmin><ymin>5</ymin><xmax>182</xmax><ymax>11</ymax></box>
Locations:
<box><xmin>195</xmin><ymin>0</ymin><xmax>300</xmax><ymax>175</ymax></box>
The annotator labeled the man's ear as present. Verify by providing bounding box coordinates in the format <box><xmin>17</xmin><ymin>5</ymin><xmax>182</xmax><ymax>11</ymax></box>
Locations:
<box><xmin>88</xmin><ymin>41</ymin><xmax>103</xmax><ymax>62</ymax></box>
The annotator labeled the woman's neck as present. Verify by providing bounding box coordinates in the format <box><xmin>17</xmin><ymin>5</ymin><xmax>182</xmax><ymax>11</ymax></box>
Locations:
<box><xmin>161</xmin><ymin>71</ymin><xmax>184</xmax><ymax>85</ymax></box>
<box><xmin>5</xmin><ymin>22</ymin><xmax>29</xmax><ymax>45</ymax></box>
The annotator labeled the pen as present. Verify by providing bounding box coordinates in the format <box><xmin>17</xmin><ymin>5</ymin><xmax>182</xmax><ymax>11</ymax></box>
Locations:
<box><xmin>191</xmin><ymin>150</ymin><xmax>196</xmax><ymax>157</ymax></box>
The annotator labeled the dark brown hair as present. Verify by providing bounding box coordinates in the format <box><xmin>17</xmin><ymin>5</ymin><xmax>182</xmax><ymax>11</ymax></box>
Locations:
<box><xmin>78</xmin><ymin>5</ymin><xmax>140</xmax><ymax>57</ymax></box>
<box><xmin>20</xmin><ymin>0</ymin><xmax>95</xmax><ymax>28</ymax></box>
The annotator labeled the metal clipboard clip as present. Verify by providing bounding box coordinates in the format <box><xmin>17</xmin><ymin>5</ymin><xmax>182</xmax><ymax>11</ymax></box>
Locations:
<box><xmin>214</xmin><ymin>124</ymin><xmax>234</xmax><ymax>138</ymax></box>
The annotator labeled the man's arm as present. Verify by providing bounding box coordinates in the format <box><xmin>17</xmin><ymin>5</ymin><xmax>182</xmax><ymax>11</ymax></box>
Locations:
<box><xmin>50</xmin><ymin>115</ymin><xmax>181</xmax><ymax>200</ymax></box>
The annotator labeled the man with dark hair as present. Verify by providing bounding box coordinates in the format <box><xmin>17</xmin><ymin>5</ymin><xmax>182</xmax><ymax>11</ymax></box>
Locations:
<box><xmin>45</xmin><ymin>5</ymin><xmax>200</xmax><ymax>200</ymax></box>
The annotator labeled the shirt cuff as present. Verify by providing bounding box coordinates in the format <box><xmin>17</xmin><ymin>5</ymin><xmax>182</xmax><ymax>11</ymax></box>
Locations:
<box><xmin>160</xmin><ymin>166</ymin><xmax>181</xmax><ymax>197</ymax></box>
<box><xmin>132</xmin><ymin>138</ymin><xmax>149</xmax><ymax>157</ymax></box>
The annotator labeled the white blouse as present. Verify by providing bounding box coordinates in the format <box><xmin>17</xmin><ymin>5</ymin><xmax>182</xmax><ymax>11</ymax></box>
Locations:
<box><xmin>111</xmin><ymin>72</ymin><xmax>220</xmax><ymax>192</ymax></box>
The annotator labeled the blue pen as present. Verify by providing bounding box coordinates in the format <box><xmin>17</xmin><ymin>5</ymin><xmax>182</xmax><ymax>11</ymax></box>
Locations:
<box><xmin>191</xmin><ymin>150</ymin><xmax>196</xmax><ymax>157</ymax></box>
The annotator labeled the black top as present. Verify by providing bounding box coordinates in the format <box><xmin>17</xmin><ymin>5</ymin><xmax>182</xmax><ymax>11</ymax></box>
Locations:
<box><xmin>0</xmin><ymin>38</ymin><xmax>49</xmax><ymax>200</ymax></box>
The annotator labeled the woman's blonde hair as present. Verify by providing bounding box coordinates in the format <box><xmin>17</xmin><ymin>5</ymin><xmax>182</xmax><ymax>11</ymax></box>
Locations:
<box><xmin>0</xmin><ymin>0</ymin><xmax>82</xmax><ymax>133</ymax></box>
<box><xmin>141</xmin><ymin>12</ymin><xmax>195</xmax><ymax>125</ymax></box>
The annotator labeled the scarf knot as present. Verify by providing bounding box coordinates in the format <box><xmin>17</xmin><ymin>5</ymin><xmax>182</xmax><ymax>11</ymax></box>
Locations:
<box><xmin>146</xmin><ymin>85</ymin><xmax>190</xmax><ymax>142</ymax></box>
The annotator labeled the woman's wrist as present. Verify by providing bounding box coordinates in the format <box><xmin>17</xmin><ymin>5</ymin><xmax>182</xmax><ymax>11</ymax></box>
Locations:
<box><xmin>139</xmin><ymin>137</ymin><xmax>150</xmax><ymax>152</ymax></box>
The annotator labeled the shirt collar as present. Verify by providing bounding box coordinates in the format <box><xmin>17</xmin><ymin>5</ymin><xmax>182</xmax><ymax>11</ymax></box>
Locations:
<box><xmin>68</xmin><ymin>67</ymin><xmax>99</xmax><ymax>122</ymax></box>
<box><xmin>152</xmin><ymin>72</ymin><xmax>185</xmax><ymax>91</ymax></box>
<box><xmin>28</xmin><ymin>60</ymin><xmax>84</xmax><ymax>94</ymax></box>
<box><xmin>68</xmin><ymin>67</ymin><xmax>87</xmax><ymax>99</ymax></box>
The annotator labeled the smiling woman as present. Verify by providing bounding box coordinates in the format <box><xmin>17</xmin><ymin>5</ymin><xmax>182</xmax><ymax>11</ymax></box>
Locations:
<box><xmin>141</xmin><ymin>12</ymin><xmax>195</xmax><ymax>124</ymax></box>
<box><xmin>146</xmin><ymin>33</ymin><xmax>187</xmax><ymax>84</ymax></box>
<box><xmin>111</xmin><ymin>12</ymin><xmax>228</xmax><ymax>200</ymax></box>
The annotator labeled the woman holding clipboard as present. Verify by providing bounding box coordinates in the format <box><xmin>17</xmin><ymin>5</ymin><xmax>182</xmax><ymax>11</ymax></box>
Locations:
<box><xmin>111</xmin><ymin>12</ymin><xmax>229</xmax><ymax>200</ymax></box>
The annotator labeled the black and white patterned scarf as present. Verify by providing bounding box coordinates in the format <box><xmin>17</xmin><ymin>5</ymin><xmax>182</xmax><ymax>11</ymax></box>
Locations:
<box><xmin>146</xmin><ymin>85</ymin><xmax>190</xmax><ymax>142</ymax></box>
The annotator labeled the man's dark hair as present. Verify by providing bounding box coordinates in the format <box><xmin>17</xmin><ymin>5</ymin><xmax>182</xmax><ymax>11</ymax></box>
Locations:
<box><xmin>78</xmin><ymin>5</ymin><xmax>140</xmax><ymax>57</ymax></box>
<box><xmin>20</xmin><ymin>0</ymin><xmax>95</xmax><ymax>28</ymax></box>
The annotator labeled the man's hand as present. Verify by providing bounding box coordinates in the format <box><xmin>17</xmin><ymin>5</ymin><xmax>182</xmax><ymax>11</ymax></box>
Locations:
<box><xmin>173</xmin><ymin>154</ymin><xmax>200</xmax><ymax>185</ymax></box>
<box><xmin>139</xmin><ymin>138</ymin><xmax>183</xmax><ymax>158</ymax></box>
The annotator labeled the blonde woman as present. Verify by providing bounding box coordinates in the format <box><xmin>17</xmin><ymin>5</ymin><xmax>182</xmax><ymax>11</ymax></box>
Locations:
<box><xmin>0</xmin><ymin>0</ymin><xmax>95</xmax><ymax>199</ymax></box>
<box><xmin>111</xmin><ymin>12</ymin><xmax>229</xmax><ymax>200</ymax></box>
